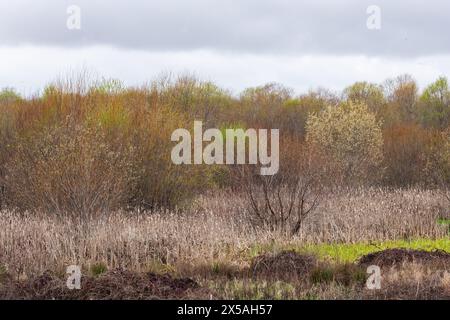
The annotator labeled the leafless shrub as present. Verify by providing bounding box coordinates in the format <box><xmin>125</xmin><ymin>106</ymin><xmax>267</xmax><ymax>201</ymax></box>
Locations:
<box><xmin>239</xmin><ymin>140</ymin><xmax>326</xmax><ymax>236</ymax></box>
<box><xmin>241</xmin><ymin>170</ymin><xmax>321</xmax><ymax>236</ymax></box>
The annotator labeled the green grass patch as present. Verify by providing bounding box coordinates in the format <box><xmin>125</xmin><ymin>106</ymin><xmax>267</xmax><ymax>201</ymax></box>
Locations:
<box><xmin>300</xmin><ymin>238</ymin><xmax>450</xmax><ymax>263</ymax></box>
<box><xmin>90</xmin><ymin>262</ymin><xmax>108</xmax><ymax>277</ymax></box>
<box><xmin>437</xmin><ymin>218</ymin><xmax>450</xmax><ymax>225</ymax></box>
<box><xmin>245</xmin><ymin>238</ymin><xmax>450</xmax><ymax>264</ymax></box>
<box><xmin>0</xmin><ymin>265</ymin><xmax>7</xmax><ymax>282</ymax></box>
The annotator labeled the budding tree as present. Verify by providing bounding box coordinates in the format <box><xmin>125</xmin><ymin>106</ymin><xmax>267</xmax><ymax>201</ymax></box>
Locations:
<box><xmin>306</xmin><ymin>102</ymin><xmax>383</xmax><ymax>184</ymax></box>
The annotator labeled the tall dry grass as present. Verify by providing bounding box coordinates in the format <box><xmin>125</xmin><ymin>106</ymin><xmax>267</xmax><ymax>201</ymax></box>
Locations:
<box><xmin>0</xmin><ymin>188</ymin><xmax>447</xmax><ymax>279</ymax></box>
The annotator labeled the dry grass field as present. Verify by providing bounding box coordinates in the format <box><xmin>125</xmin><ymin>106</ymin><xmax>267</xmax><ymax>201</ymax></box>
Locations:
<box><xmin>0</xmin><ymin>188</ymin><xmax>448</xmax><ymax>299</ymax></box>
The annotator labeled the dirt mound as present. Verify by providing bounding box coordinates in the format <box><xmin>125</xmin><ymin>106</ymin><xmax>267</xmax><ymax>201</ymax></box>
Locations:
<box><xmin>250</xmin><ymin>250</ymin><xmax>317</xmax><ymax>280</ymax></box>
<box><xmin>358</xmin><ymin>248</ymin><xmax>450</xmax><ymax>268</ymax></box>
<box><xmin>0</xmin><ymin>269</ymin><xmax>211</xmax><ymax>300</ymax></box>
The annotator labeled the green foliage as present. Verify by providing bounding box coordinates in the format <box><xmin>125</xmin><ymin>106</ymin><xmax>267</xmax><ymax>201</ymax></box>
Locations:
<box><xmin>0</xmin><ymin>88</ymin><xmax>21</xmax><ymax>104</ymax></box>
<box><xmin>1</xmin><ymin>73</ymin><xmax>450</xmax><ymax>213</ymax></box>
<box><xmin>278</xmin><ymin>89</ymin><xmax>337</xmax><ymax>136</ymax></box>
<box><xmin>420</xmin><ymin>77</ymin><xmax>450</xmax><ymax>128</ymax></box>
<box><xmin>93</xmin><ymin>78</ymin><xmax>124</xmax><ymax>95</ymax></box>
<box><xmin>0</xmin><ymin>76</ymin><xmax>212</xmax><ymax>213</ymax></box>
<box><xmin>158</xmin><ymin>75</ymin><xmax>233</xmax><ymax>126</ymax></box>
<box><xmin>240</xmin><ymin>83</ymin><xmax>292</xmax><ymax>128</ymax></box>
<box><xmin>90</xmin><ymin>262</ymin><xmax>108</xmax><ymax>276</ymax></box>
<box><xmin>92</xmin><ymin>102</ymin><xmax>130</xmax><ymax>132</ymax></box>
<box><xmin>344</xmin><ymin>81</ymin><xmax>385</xmax><ymax>114</ymax></box>
<box><xmin>437</xmin><ymin>218</ymin><xmax>450</xmax><ymax>226</ymax></box>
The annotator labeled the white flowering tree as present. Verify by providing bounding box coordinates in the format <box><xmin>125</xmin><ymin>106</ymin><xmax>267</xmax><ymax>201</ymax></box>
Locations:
<box><xmin>306</xmin><ymin>102</ymin><xmax>383</xmax><ymax>183</ymax></box>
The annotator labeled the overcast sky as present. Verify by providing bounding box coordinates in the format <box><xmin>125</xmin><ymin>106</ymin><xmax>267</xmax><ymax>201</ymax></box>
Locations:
<box><xmin>1</xmin><ymin>0</ymin><xmax>450</xmax><ymax>95</ymax></box>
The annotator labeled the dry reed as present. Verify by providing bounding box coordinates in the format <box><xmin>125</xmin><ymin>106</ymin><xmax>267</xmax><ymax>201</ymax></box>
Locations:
<box><xmin>0</xmin><ymin>188</ymin><xmax>447</xmax><ymax>279</ymax></box>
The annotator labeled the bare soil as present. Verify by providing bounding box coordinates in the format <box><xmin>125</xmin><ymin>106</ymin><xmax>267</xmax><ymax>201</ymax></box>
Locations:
<box><xmin>358</xmin><ymin>248</ymin><xmax>450</xmax><ymax>269</ymax></box>
<box><xmin>250</xmin><ymin>250</ymin><xmax>317</xmax><ymax>280</ymax></box>
<box><xmin>0</xmin><ymin>269</ymin><xmax>212</xmax><ymax>300</ymax></box>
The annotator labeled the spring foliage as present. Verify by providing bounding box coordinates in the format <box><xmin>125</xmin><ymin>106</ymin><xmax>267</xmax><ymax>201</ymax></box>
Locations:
<box><xmin>306</xmin><ymin>102</ymin><xmax>383</xmax><ymax>182</ymax></box>
<box><xmin>0</xmin><ymin>73</ymin><xmax>449</xmax><ymax>214</ymax></box>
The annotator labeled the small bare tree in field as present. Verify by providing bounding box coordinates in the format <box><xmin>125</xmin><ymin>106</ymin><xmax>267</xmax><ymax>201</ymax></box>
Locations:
<box><xmin>239</xmin><ymin>140</ymin><xmax>325</xmax><ymax>236</ymax></box>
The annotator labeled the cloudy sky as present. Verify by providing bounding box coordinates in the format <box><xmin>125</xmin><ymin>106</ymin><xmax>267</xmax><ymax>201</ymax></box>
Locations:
<box><xmin>1</xmin><ymin>0</ymin><xmax>450</xmax><ymax>95</ymax></box>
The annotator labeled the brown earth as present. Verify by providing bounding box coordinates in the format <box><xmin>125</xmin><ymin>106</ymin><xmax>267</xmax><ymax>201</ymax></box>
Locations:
<box><xmin>358</xmin><ymin>248</ymin><xmax>450</xmax><ymax>269</ymax></box>
<box><xmin>0</xmin><ymin>268</ymin><xmax>213</xmax><ymax>300</ymax></box>
<box><xmin>250</xmin><ymin>250</ymin><xmax>317</xmax><ymax>281</ymax></box>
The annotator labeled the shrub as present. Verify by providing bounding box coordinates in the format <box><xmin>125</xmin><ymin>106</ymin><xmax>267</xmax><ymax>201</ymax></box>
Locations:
<box><xmin>306</xmin><ymin>102</ymin><xmax>383</xmax><ymax>184</ymax></box>
<box><xmin>0</xmin><ymin>105</ymin><xmax>18</xmax><ymax>206</ymax></box>
<box><xmin>419</xmin><ymin>77</ymin><xmax>450</xmax><ymax>129</ymax></box>
<box><xmin>156</xmin><ymin>74</ymin><xmax>233</xmax><ymax>127</ymax></box>
<box><xmin>343</xmin><ymin>81</ymin><xmax>385</xmax><ymax>115</ymax></box>
<box><xmin>382</xmin><ymin>74</ymin><xmax>419</xmax><ymax>125</ymax></box>
<box><xmin>240</xmin><ymin>138</ymin><xmax>326</xmax><ymax>235</ymax></box>
<box><xmin>382</xmin><ymin>124</ymin><xmax>432</xmax><ymax>186</ymax></box>
<box><xmin>4</xmin><ymin>121</ymin><xmax>137</xmax><ymax>216</ymax></box>
<box><xmin>128</xmin><ymin>105</ymin><xmax>208</xmax><ymax>209</ymax></box>
<box><xmin>0</xmin><ymin>73</ymin><xmax>214</xmax><ymax>213</ymax></box>
<box><xmin>423</xmin><ymin>127</ymin><xmax>450</xmax><ymax>203</ymax></box>
<box><xmin>0</xmin><ymin>88</ymin><xmax>22</xmax><ymax>104</ymax></box>
<box><xmin>240</xmin><ymin>83</ymin><xmax>292</xmax><ymax>128</ymax></box>
<box><xmin>277</xmin><ymin>88</ymin><xmax>338</xmax><ymax>137</ymax></box>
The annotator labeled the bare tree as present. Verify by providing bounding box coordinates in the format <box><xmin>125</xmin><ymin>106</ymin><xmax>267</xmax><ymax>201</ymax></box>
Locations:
<box><xmin>239</xmin><ymin>142</ymin><xmax>324</xmax><ymax>236</ymax></box>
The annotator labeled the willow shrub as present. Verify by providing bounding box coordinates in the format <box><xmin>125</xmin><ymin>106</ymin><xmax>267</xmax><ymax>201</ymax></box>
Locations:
<box><xmin>1</xmin><ymin>80</ymin><xmax>210</xmax><ymax>215</ymax></box>
<box><xmin>306</xmin><ymin>102</ymin><xmax>383</xmax><ymax>185</ymax></box>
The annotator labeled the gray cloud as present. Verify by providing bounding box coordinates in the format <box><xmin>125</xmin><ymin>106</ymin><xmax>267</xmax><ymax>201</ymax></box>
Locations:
<box><xmin>1</xmin><ymin>0</ymin><xmax>449</xmax><ymax>56</ymax></box>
